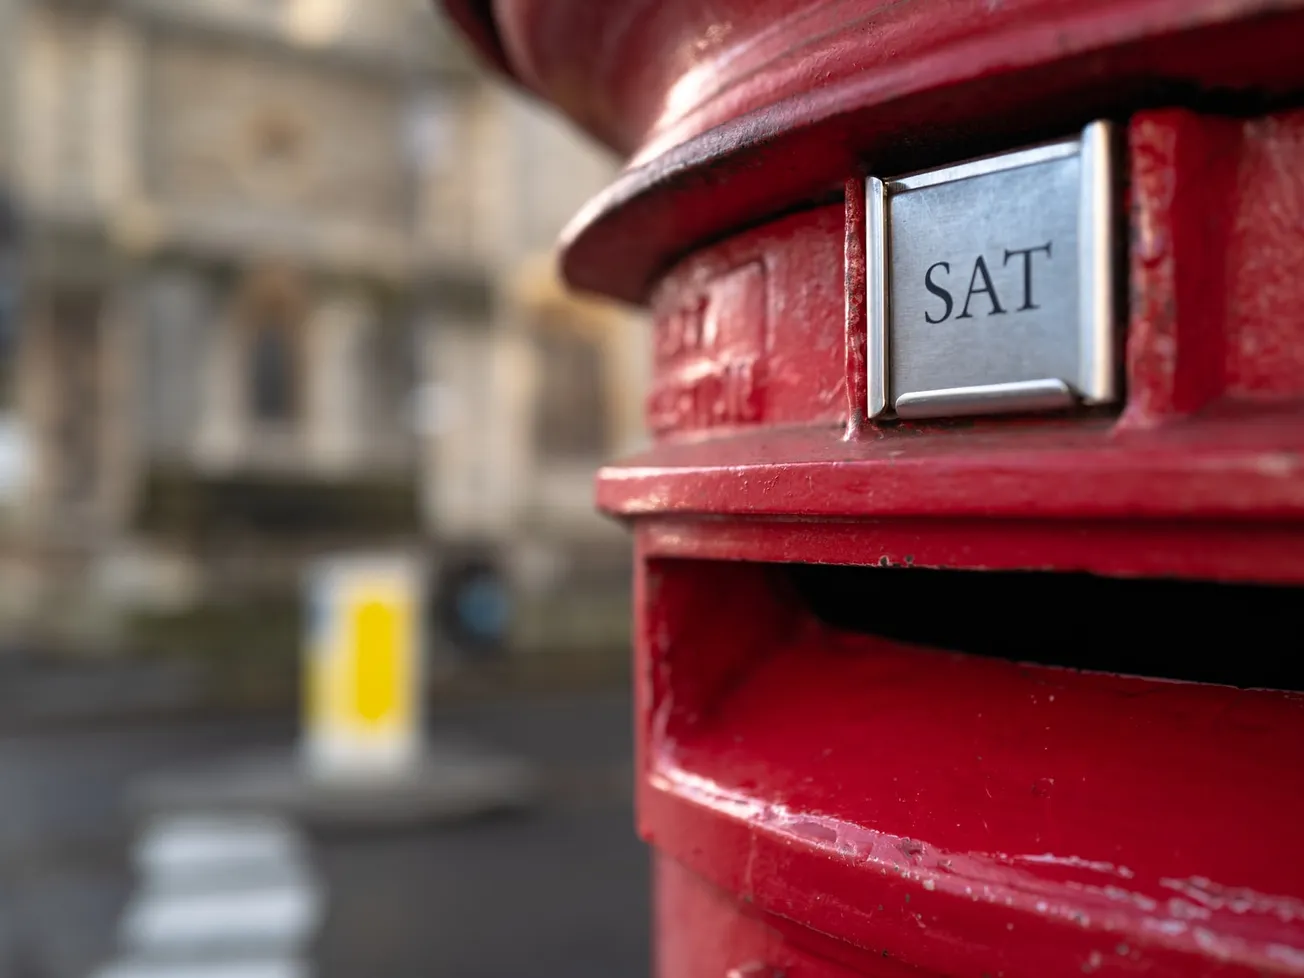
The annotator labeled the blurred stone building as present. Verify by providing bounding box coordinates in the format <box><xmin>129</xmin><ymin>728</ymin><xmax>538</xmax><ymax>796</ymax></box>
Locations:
<box><xmin>0</xmin><ymin>0</ymin><xmax>646</xmax><ymax>660</ymax></box>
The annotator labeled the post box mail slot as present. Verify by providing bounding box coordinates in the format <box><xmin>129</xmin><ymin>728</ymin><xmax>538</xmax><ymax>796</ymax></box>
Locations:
<box><xmin>868</xmin><ymin>122</ymin><xmax>1118</xmax><ymax>420</ymax></box>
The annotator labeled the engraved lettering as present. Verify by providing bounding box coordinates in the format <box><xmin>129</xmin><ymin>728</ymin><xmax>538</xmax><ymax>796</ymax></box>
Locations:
<box><xmin>648</xmin><ymin>356</ymin><xmax>763</xmax><ymax>434</ymax></box>
<box><xmin>650</xmin><ymin>260</ymin><xmax>766</xmax><ymax>435</ymax></box>
<box><xmin>656</xmin><ymin>295</ymin><xmax>708</xmax><ymax>362</ymax></box>
<box><xmin>1003</xmin><ymin>242</ymin><xmax>1052</xmax><ymax>311</ymax></box>
<box><xmin>956</xmin><ymin>255</ymin><xmax>1005</xmax><ymax>319</ymax></box>
<box><xmin>923</xmin><ymin>261</ymin><xmax>953</xmax><ymax>323</ymax></box>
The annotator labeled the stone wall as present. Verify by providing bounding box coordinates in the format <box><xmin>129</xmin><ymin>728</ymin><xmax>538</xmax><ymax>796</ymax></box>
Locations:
<box><xmin>146</xmin><ymin>37</ymin><xmax>407</xmax><ymax>233</ymax></box>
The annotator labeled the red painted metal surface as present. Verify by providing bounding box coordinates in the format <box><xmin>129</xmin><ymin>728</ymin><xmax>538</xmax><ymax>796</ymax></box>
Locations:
<box><xmin>439</xmin><ymin>3</ymin><xmax>1304</xmax><ymax>977</ymax></box>
<box><xmin>598</xmin><ymin>110</ymin><xmax>1304</xmax><ymax>586</ymax></box>
<box><xmin>635</xmin><ymin>557</ymin><xmax>1304</xmax><ymax>978</ymax></box>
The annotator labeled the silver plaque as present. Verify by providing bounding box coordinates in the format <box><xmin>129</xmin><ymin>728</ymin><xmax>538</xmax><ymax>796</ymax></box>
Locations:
<box><xmin>867</xmin><ymin>122</ymin><xmax>1116</xmax><ymax>420</ymax></box>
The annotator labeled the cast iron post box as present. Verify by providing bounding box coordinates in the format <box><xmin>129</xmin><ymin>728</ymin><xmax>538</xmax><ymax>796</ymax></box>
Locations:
<box><xmin>442</xmin><ymin>2</ymin><xmax>1304</xmax><ymax>976</ymax></box>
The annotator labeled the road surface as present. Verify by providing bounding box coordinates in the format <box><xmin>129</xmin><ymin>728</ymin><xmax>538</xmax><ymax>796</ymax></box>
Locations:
<box><xmin>0</xmin><ymin>690</ymin><xmax>649</xmax><ymax>978</ymax></box>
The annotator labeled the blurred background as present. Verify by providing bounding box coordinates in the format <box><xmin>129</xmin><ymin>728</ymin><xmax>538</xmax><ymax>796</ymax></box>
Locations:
<box><xmin>0</xmin><ymin>0</ymin><xmax>651</xmax><ymax>975</ymax></box>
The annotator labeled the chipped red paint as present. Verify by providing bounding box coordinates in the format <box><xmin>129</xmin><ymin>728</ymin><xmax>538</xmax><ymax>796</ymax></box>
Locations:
<box><xmin>843</xmin><ymin>175</ymin><xmax>869</xmax><ymax>437</ymax></box>
<box><xmin>439</xmin><ymin>3</ymin><xmax>1304</xmax><ymax>977</ymax></box>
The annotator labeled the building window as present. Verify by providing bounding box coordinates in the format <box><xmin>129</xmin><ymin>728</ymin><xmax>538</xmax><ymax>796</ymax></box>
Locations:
<box><xmin>533</xmin><ymin>325</ymin><xmax>608</xmax><ymax>461</ymax></box>
<box><xmin>47</xmin><ymin>291</ymin><xmax>102</xmax><ymax>506</ymax></box>
<box><xmin>0</xmin><ymin>193</ymin><xmax>20</xmax><ymax>411</ymax></box>
<box><xmin>237</xmin><ymin>266</ymin><xmax>306</xmax><ymax>428</ymax></box>
<box><xmin>249</xmin><ymin>316</ymin><xmax>298</xmax><ymax>424</ymax></box>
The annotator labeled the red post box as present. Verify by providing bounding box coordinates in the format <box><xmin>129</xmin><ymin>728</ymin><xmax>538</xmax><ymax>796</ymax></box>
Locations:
<box><xmin>442</xmin><ymin>3</ymin><xmax>1304</xmax><ymax>976</ymax></box>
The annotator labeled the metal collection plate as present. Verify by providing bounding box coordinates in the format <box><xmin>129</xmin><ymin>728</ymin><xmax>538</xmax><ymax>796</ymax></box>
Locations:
<box><xmin>867</xmin><ymin>121</ymin><xmax>1116</xmax><ymax>420</ymax></box>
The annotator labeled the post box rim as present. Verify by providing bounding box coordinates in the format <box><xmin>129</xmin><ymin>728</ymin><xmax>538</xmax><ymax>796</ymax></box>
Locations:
<box><xmin>435</xmin><ymin>0</ymin><xmax>1304</xmax><ymax>306</ymax></box>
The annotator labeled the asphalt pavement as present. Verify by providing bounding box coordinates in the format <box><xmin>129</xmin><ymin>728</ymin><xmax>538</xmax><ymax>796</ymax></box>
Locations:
<box><xmin>0</xmin><ymin>690</ymin><xmax>649</xmax><ymax>978</ymax></box>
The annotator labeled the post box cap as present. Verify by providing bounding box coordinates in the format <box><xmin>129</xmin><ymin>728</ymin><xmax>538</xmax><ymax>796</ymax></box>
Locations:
<box><xmin>438</xmin><ymin>0</ymin><xmax>1304</xmax><ymax>304</ymax></box>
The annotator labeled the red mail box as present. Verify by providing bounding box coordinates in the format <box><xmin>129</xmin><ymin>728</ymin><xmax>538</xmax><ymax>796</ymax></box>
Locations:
<box><xmin>442</xmin><ymin>2</ymin><xmax>1304</xmax><ymax>976</ymax></box>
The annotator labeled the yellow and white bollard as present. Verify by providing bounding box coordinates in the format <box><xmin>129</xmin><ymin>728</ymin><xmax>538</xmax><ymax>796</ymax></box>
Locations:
<box><xmin>302</xmin><ymin>554</ymin><xmax>426</xmax><ymax>781</ymax></box>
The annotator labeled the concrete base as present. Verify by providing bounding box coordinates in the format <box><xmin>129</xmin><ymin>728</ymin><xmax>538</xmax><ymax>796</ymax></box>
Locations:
<box><xmin>128</xmin><ymin>741</ymin><xmax>542</xmax><ymax>828</ymax></box>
